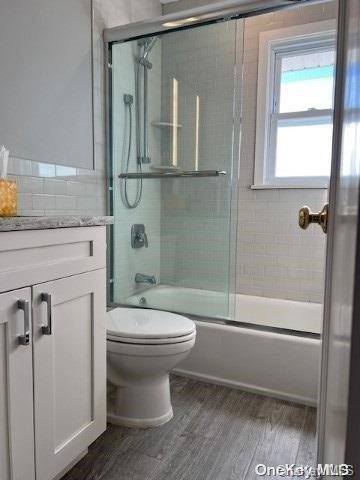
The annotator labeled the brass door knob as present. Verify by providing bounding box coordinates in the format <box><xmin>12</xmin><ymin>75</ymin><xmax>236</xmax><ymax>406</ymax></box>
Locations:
<box><xmin>299</xmin><ymin>203</ymin><xmax>329</xmax><ymax>233</ymax></box>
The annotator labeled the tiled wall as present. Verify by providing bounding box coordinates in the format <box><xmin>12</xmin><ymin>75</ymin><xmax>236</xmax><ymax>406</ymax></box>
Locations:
<box><xmin>159</xmin><ymin>21</ymin><xmax>238</xmax><ymax>305</ymax></box>
<box><xmin>7</xmin><ymin>159</ymin><xmax>105</xmax><ymax>216</ymax></box>
<box><xmin>236</xmin><ymin>2</ymin><xmax>337</xmax><ymax>303</ymax></box>
<box><xmin>163</xmin><ymin>0</ymin><xmax>337</xmax><ymax>304</ymax></box>
<box><xmin>112</xmin><ymin>38</ymin><xmax>162</xmax><ymax>303</ymax></box>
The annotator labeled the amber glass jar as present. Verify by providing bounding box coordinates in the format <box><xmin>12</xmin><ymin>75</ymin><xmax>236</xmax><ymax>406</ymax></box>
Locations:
<box><xmin>0</xmin><ymin>179</ymin><xmax>17</xmax><ymax>216</ymax></box>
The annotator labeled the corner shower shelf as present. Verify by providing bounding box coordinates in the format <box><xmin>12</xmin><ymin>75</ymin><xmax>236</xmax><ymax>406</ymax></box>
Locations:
<box><xmin>119</xmin><ymin>170</ymin><xmax>226</xmax><ymax>179</ymax></box>
<box><xmin>152</xmin><ymin>121</ymin><xmax>183</xmax><ymax>128</ymax></box>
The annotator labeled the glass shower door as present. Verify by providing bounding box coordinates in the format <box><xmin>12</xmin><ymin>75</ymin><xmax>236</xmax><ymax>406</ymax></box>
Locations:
<box><xmin>110</xmin><ymin>19</ymin><xmax>242</xmax><ymax>320</ymax></box>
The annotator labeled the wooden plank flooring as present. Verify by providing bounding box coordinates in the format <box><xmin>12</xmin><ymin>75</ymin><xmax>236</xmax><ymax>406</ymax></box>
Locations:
<box><xmin>62</xmin><ymin>376</ymin><xmax>317</xmax><ymax>480</ymax></box>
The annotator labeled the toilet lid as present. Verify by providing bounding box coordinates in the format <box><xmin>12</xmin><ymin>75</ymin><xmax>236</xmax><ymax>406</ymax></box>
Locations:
<box><xmin>106</xmin><ymin>308</ymin><xmax>196</xmax><ymax>340</ymax></box>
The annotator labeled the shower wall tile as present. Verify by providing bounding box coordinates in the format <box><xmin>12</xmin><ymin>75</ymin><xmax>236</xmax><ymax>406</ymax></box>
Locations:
<box><xmin>111</xmin><ymin>18</ymin><xmax>162</xmax><ymax>303</ymax></box>
<box><xmin>159</xmin><ymin>21</ymin><xmax>237</xmax><ymax>295</ymax></box>
<box><xmin>163</xmin><ymin>0</ymin><xmax>337</xmax><ymax>304</ymax></box>
<box><xmin>235</xmin><ymin>2</ymin><xmax>337</xmax><ymax>303</ymax></box>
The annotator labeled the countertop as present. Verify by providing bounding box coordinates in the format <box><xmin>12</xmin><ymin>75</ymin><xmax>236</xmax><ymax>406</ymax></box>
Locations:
<box><xmin>0</xmin><ymin>215</ymin><xmax>114</xmax><ymax>232</ymax></box>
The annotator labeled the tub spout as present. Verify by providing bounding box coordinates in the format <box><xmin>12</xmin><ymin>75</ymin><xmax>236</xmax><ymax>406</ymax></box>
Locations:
<box><xmin>135</xmin><ymin>273</ymin><xmax>157</xmax><ymax>285</ymax></box>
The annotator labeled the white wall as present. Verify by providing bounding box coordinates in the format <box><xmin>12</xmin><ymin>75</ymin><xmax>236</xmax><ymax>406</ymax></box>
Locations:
<box><xmin>162</xmin><ymin>0</ymin><xmax>220</xmax><ymax>13</ymax></box>
<box><xmin>0</xmin><ymin>0</ymin><xmax>93</xmax><ymax>170</ymax></box>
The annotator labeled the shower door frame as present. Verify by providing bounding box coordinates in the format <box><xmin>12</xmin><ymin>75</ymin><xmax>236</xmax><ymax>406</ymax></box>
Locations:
<box><xmin>103</xmin><ymin>0</ymin><xmax>328</xmax><ymax>43</ymax></box>
<box><xmin>105</xmin><ymin>14</ymin><xmax>246</xmax><ymax>318</ymax></box>
<box><xmin>104</xmin><ymin>0</ymin><xmax>332</xmax><ymax>310</ymax></box>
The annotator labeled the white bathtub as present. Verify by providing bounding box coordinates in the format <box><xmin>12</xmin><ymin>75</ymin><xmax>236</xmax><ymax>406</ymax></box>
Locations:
<box><xmin>128</xmin><ymin>285</ymin><xmax>230</xmax><ymax>319</ymax></box>
<box><xmin>127</xmin><ymin>285</ymin><xmax>322</xmax><ymax>406</ymax></box>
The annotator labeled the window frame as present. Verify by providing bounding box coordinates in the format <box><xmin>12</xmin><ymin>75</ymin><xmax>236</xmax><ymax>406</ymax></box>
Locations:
<box><xmin>253</xmin><ymin>20</ymin><xmax>337</xmax><ymax>189</ymax></box>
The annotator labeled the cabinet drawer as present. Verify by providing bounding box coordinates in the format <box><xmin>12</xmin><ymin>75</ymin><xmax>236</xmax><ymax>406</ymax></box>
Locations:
<box><xmin>0</xmin><ymin>226</ymin><xmax>106</xmax><ymax>292</ymax></box>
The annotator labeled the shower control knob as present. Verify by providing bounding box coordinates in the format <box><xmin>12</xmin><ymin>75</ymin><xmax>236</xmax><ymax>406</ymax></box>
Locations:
<box><xmin>131</xmin><ymin>224</ymin><xmax>149</xmax><ymax>248</ymax></box>
<box><xmin>136</xmin><ymin>232</ymin><xmax>148</xmax><ymax>247</ymax></box>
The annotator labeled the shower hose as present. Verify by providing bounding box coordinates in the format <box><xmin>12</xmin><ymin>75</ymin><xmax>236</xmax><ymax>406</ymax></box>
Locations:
<box><xmin>121</xmin><ymin>92</ymin><xmax>143</xmax><ymax>209</ymax></box>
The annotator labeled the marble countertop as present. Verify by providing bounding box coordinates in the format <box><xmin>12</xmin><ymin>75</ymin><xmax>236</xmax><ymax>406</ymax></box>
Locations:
<box><xmin>0</xmin><ymin>215</ymin><xmax>114</xmax><ymax>232</ymax></box>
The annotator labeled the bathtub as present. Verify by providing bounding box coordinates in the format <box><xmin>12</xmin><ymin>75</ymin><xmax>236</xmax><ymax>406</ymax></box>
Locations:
<box><xmin>127</xmin><ymin>285</ymin><xmax>322</xmax><ymax>406</ymax></box>
<box><xmin>128</xmin><ymin>285</ymin><xmax>230</xmax><ymax>319</ymax></box>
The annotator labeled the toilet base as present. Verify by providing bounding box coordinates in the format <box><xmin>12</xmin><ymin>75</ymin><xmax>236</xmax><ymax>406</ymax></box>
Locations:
<box><xmin>107</xmin><ymin>405</ymin><xmax>173</xmax><ymax>428</ymax></box>
<box><xmin>107</xmin><ymin>375</ymin><xmax>174</xmax><ymax>428</ymax></box>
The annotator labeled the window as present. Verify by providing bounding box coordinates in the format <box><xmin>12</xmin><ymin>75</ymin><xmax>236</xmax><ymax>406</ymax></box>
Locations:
<box><xmin>254</xmin><ymin>21</ymin><xmax>337</xmax><ymax>188</ymax></box>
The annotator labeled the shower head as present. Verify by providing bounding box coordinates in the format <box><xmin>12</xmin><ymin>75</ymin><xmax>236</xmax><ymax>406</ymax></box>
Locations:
<box><xmin>137</xmin><ymin>37</ymin><xmax>159</xmax><ymax>68</ymax></box>
<box><xmin>142</xmin><ymin>37</ymin><xmax>158</xmax><ymax>60</ymax></box>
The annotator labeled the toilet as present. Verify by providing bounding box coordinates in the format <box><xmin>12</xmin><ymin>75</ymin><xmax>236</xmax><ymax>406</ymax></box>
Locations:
<box><xmin>106</xmin><ymin>307</ymin><xmax>196</xmax><ymax>428</ymax></box>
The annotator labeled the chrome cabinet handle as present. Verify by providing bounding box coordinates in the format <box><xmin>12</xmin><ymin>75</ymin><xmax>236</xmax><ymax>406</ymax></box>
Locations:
<box><xmin>41</xmin><ymin>293</ymin><xmax>52</xmax><ymax>335</ymax></box>
<box><xmin>18</xmin><ymin>299</ymin><xmax>30</xmax><ymax>346</ymax></box>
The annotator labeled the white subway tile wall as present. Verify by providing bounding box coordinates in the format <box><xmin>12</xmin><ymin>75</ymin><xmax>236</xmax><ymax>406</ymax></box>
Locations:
<box><xmin>7</xmin><ymin>157</ymin><xmax>106</xmax><ymax>216</ymax></box>
<box><xmin>156</xmin><ymin>13</ymin><xmax>234</xmax><ymax>312</ymax></box>
<box><xmin>236</xmin><ymin>2</ymin><xmax>337</xmax><ymax>303</ymax></box>
<box><xmin>163</xmin><ymin>0</ymin><xmax>338</xmax><ymax>304</ymax></box>
<box><xmin>159</xmin><ymin>21</ymin><xmax>237</xmax><ymax>302</ymax></box>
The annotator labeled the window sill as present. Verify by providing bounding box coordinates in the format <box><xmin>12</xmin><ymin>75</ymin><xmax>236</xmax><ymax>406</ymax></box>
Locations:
<box><xmin>250</xmin><ymin>184</ymin><xmax>328</xmax><ymax>190</ymax></box>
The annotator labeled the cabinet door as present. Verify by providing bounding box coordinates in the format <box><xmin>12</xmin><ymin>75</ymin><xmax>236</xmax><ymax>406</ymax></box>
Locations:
<box><xmin>0</xmin><ymin>288</ymin><xmax>35</xmax><ymax>480</ymax></box>
<box><xmin>32</xmin><ymin>269</ymin><xmax>106</xmax><ymax>480</ymax></box>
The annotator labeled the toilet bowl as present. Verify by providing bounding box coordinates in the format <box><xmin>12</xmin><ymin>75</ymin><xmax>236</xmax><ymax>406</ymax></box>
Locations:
<box><xmin>106</xmin><ymin>307</ymin><xmax>196</xmax><ymax>428</ymax></box>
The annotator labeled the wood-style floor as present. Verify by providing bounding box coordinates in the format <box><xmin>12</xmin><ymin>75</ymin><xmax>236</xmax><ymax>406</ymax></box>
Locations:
<box><xmin>62</xmin><ymin>376</ymin><xmax>317</xmax><ymax>480</ymax></box>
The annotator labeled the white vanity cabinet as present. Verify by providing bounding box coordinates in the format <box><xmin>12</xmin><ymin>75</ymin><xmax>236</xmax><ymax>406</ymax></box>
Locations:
<box><xmin>0</xmin><ymin>224</ymin><xmax>108</xmax><ymax>480</ymax></box>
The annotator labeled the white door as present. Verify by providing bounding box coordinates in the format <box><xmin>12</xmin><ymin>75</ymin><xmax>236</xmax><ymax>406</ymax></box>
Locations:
<box><xmin>0</xmin><ymin>287</ymin><xmax>35</xmax><ymax>480</ymax></box>
<box><xmin>317</xmin><ymin>0</ymin><xmax>360</xmax><ymax>471</ymax></box>
<box><xmin>32</xmin><ymin>269</ymin><xmax>106</xmax><ymax>480</ymax></box>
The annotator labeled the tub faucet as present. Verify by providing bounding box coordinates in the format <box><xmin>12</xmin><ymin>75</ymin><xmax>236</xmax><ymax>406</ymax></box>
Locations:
<box><xmin>135</xmin><ymin>273</ymin><xmax>156</xmax><ymax>285</ymax></box>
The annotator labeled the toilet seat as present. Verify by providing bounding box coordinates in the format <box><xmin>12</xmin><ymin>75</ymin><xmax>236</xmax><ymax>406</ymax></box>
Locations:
<box><xmin>107</xmin><ymin>330</ymin><xmax>196</xmax><ymax>345</ymax></box>
<box><xmin>106</xmin><ymin>307</ymin><xmax>196</xmax><ymax>345</ymax></box>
